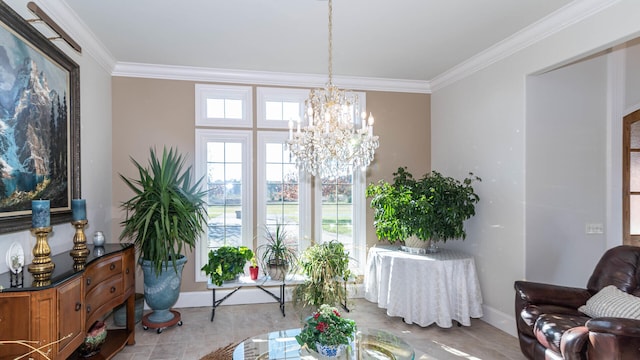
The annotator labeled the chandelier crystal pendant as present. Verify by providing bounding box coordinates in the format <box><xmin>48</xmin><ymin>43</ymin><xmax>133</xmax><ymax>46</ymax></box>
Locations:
<box><xmin>287</xmin><ymin>0</ymin><xmax>379</xmax><ymax>179</ymax></box>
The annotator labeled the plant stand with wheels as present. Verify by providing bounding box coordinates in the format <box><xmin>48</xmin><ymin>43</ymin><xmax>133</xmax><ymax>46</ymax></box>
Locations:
<box><xmin>142</xmin><ymin>309</ymin><xmax>183</xmax><ymax>334</ymax></box>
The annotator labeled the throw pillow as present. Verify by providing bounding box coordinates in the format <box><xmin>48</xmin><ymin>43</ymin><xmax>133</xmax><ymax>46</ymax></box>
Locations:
<box><xmin>578</xmin><ymin>285</ymin><xmax>640</xmax><ymax>319</ymax></box>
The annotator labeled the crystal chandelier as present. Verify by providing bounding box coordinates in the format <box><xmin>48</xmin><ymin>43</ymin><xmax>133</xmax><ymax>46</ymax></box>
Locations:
<box><xmin>287</xmin><ymin>0</ymin><xmax>379</xmax><ymax>179</ymax></box>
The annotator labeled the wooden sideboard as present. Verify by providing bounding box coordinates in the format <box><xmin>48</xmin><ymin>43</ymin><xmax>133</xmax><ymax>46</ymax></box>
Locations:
<box><xmin>0</xmin><ymin>243</ymin><xmax>135</xmax><ymax>360</ymax></box>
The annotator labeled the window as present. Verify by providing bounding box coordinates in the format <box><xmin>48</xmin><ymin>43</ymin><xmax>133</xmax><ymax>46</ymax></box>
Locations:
<box><xmin>195</xmin><ymin>129</ymin><xmax>252</xmax><ymax>282</ymax></box>
<box><xmin>623</xmin><ymin>109</ymin><xmax>640</xmax><ymax>245</ymax></box>
<box><xmin>257</xmin><ymin>132</ymin><xmax>311</xmax><ymax>252</ymax></box>
<box><xmin>256</xmin><ymin>88</ymin><xmax>309</xmax><ymax>129</ymax></box>
<box><xmin>195</xmin><ymin>84</ymin><xmax>368</xmax><ymax>283</ymax></box>
<box><xmin>315</xmin><ymin>171</ymin><xmax>367</xmax><ymax>275</ymax></box>
<box><xmin>195</xmin><ymin>84</ymin><xmax>252</xmax><ymax>127</ymax></box>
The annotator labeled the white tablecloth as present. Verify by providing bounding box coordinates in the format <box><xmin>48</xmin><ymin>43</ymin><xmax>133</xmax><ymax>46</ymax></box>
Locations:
<box><xmin>364</xmin><ymin>245</ymin><xmax>483</xmax><ymax>328</ymax></box>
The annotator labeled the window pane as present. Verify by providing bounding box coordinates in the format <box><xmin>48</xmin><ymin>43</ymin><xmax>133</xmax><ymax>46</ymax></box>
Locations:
<box><xmin>266</xmin><ymin>143</ymin><xmax>284</xmax><ymax>163</ymax></box>
<box><xmin>225</xmin><ymin>143</ymin><xmax>243</xmax><ymax>163</ymax></box>
<box><xmin>266</xmin><ymin>101</ymin><xmax>283</xmax><ymax>121</ymax></box>
<box><xmin>632</xmin><ymin>122</ymin><xmax>640</xmax><ymax>149</ymax></box>
<box><xmin>225</xmin><ymin>99</ymin><xmax>243</xmax><ymax>119</ymax></box>
<box><xmin>206</xmin><ymin>98</ymin><xmax>224</xmax><ymax>118</ymax></box>
<box><xmin>264</xmin><ymin>141</ymin><xmax>300</xmax><ymax>232</ymax></box>
<box><xmin>207</xmin><ymin>142</ymin><xmax>225</xmax><ymax>163</ymax></box>
<box><xmin>283</xmin><ymin>102</ymin><xmax>300</xmax><ymax>121</ymax></box>
<box><xmin>632</xmin><ymin>152</ymin><xmax>640</xmax><ymax>192</ymax></box>
<box><xmin>206</xmin><ymin>140</ymin><xmax>244</xmax><ymax>249</ymax></box>
<box><xmin>266</xmin><ymin>163</ymin><xmax>283</xmax><ymax>182</ymax></box>
<box><xmin>631</xmin><ymin>195</ymin><xmax>640</xmax><ymax>235</ymax></box>
<box><xmin>320</xmin><ymin>175</ymin><xmax>354</xmax><ymax>246</ymax></box>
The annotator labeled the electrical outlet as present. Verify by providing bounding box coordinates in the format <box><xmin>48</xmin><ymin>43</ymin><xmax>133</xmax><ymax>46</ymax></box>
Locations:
<box><xmin>585</xmin><ymin>223</ymin><xmax>604</xmax><ymax>234</ymax></box>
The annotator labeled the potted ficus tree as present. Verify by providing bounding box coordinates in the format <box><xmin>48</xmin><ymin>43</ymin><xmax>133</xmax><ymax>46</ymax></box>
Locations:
<box><xmin>119</xmin><ymin>147</ymin><xmax>207</xmax><ymax>325</ymax></box>
<box><xmin>366</xmin><ymin>166</ymin><xmax>481</xmax><ymax>249</ymax></box>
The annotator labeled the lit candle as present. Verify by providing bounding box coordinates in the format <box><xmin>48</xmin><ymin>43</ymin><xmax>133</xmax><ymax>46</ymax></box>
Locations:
<box><xmin>308</xmin><ymin>107</ymin><xmax>314</xmax><ymax>127</ymax></box>
<box><xmin>368</xmin><ymin>113</ymin><xmax>375</xmax><ymax>136</ymax></box>
<box><xmin>71</xmin><ymin>199</ymin><xmax>86</xmax><ymax>221</ymax></box>
<box><xmin>361</xmin><ymin>112</ymin><xmax>367</xmax><ymax>130</ymax></box>
<box><xmin>288</xmin><ymin>120</ymin><xmax>293</xmax><ymax>140</ymax></box>
<box><xmin>32</xmin><ymin>200</ymin><xmax>50</xmax><ymax>228</ymax></box>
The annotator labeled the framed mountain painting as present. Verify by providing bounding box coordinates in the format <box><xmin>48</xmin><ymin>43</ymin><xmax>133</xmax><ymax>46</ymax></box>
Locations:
<box><xmin>0</xmin><ymin>2</ymin><xmax>80</xmax><ymax>234</ymax></box>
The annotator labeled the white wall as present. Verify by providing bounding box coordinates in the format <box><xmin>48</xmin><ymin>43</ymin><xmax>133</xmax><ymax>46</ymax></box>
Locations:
<box><xmin>627</xmin><ymin>39</ymin><xmax>640</xmax><ymax>111</ymax></box>
<box><xmin>525</xmin><ymin>55</ymin><xmax>608</xmax><ymax>286</ymax></box>
<box><xmin>0</xmin><ymin>0</ymin><xmax>112</xmax><ymax>273</ymax></box>
<box><xmin>432</xmin><ymin>0</ymin><xmax>640</xmax><ymax>336</ymax></box>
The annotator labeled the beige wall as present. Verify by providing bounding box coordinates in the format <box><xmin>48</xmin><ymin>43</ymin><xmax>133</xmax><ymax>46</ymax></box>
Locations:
<box><xmin>112</xmin><ymin>77</ymin><xmax>429</xmax><ymax>293</ymax></box>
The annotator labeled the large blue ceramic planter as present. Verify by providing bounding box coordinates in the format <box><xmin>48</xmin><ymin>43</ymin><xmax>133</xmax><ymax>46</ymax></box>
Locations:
<box><xmin>140</xmin><ymin>255</ymin><xmax>186</xmax><ymax>324</ymax></box>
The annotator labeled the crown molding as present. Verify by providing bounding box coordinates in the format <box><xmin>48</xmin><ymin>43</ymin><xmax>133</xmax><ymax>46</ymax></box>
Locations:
<box><xmin>112</xmin><ymin>62</ymin><xmax>431</xmax><ymax>94</ymax></box>
<box><xmin>40</xmin><ymin>0</ymin><xmax>618</xmax><ymax>94</ymax></box>
<box><xmin>35</xmin><ymin>0</ymin><xmax>116</xmax><ymax>74</ymax></box>
<box><xmin>430</xmin><ymin>0</ymin><xmax>622</xmax><ymax>91</ymax></box>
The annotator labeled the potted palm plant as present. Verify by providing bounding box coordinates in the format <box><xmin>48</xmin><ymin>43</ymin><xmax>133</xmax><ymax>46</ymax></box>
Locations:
<box><xmin>366</xmin><ymin>167</ymin><xmax>481</xmax><ymax>249</ymax></box>
<box><xmin>257</xmin><ymin>223</ymin><xmax>298</xmax><ymax>280</ymax></box>
<box><xmin>119</xmin><ymin>147</ymin><xmax>207</xmax><ymax>325</ymax></box>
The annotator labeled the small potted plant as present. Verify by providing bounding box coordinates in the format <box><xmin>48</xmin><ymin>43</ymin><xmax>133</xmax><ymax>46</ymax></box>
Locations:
<box><xmin>249</xmin><ymin>254</ymin><xmax>259</xmax><ymax>280</ymax></box>
<box><xmin>257</xmin><ymin>223</ymin><xmax>298</xmax><ymax>280</ymax></box>
<box><xmin>296</xmin><ymin>304</ymin><xmax>357</xmax><ymax>358</ymax></box>
<box><xmin>201</xmin><ymin>246</ymin><xmax>254</xmax><ymax>286</ymax></box>
<box><xmin>292</xmin><ymin>240</ymin><xmax>351</xmax><ymax>310</ymax></box>
<box><xmin>366</xmin><ymin>166</ymin><xmax>481</xmax><ymax>249</ymax></box>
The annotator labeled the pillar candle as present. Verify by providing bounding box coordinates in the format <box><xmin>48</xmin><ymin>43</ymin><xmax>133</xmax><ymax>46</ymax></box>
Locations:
<box><xmin>32</xmin><ymin>200</ymin><xmax>50</xmax><ymax>228</ymax></box>
<box><xmin>71</xmin><ymin>199</ymin><xmax>86</xmax><ymax>221</ymax></box>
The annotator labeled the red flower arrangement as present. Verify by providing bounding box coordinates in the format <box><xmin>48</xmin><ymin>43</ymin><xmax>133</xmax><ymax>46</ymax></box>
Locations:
<box><xmin>296</xmin><ymin>304</ymin><xmax>357</xmax><ymax>348</ymax></box>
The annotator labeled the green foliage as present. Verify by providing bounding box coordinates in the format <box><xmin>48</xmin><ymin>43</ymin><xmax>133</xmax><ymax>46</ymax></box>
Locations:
<box><xmin>366</xmin><ymin>167</ymin><xmax>481</xmax><ymax>243</ymax></box>
<box><xmin>119</xmin><ymin>147</ymin><xmax>207</xmax><ymax>276</ymax></box>
<box><xmin>201</xmin><ymin>246</ymin><xmax>254</xmax><ymax>286</ymax></box>
<box><xmin>295</xmin><ymin>304</ymin><xmax>356</xmax><ymax>348</ymax></box>
<box><xmin>293</xmin><ymin>241</ymin><xmax>351</xmax><ymax>310</ymax></box>
<box><xmin>257</xmin><ymin>223</ymin><xmax>298</xmax><ymax>276</ymax></box>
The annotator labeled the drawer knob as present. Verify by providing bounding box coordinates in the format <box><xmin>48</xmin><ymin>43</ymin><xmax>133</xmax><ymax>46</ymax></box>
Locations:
<box><xmin>110</xmin><ymin>286</ymin><xmax>116</xmax><ymax>293</ymax></box>
<box><xmin>75</xmin><ymin>302</ymin><xmax>81</xmax><ymax>311</ymax></box>
<box><xmin>86</xmin><ymin>305</ymin><xmax>92</xmax><ymax>313</ymax></box>
<box><xmin>86</xmin><ymin>278</ymin><xmax>91</xmax><ymax>286</ymax></box>
<box><xmin>110</xmin><ymin>263</ymin><xmax>116</xmax><ymax>271</ymax></box>
<box><xmin>126</xmin><ymin>268</ymin><xmax>130</xmax><ymax>274</ymax></box>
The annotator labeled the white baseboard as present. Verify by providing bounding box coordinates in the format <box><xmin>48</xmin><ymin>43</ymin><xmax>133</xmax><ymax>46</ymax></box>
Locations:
<box><xmin>480</xmin><ymin>304</ymin><xmax>517</xmax><ymax>337</ymax></box>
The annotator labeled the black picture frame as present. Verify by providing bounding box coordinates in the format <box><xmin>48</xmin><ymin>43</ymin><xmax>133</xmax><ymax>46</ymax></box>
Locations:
<box><xmin>0</xmin><ymin>2</ymin><xmax>80</xmax><ymax>234</ymax></box>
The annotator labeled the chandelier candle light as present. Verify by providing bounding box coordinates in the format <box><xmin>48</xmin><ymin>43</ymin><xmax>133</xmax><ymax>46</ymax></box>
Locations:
<box><xmin>287</xmin><ymin>0</ymin><xmax>379</xmax><ymax>179</ymax></box>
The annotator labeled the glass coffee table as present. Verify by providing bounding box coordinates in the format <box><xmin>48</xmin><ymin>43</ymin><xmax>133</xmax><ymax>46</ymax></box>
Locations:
<box><xmin>233</xmin><ymin>328</ymin><xmax>414</xmax><ymax>360</ymax></box>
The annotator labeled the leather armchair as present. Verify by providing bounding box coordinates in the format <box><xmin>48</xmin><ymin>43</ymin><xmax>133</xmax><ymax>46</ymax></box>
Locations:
<box><xmin>514</xmin><ymin>245</ymin><xmax>640</xmax><ymax>359</ymax></box>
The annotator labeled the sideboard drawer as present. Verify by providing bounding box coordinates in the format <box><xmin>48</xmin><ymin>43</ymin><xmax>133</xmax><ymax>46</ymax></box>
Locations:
<box><xmin>85</xmin><ymin>275</ymin><xmax>124</xmax><ymax>324</ymax></box>
<box><xmin>85</xmin><ymin>253</ymin><xmax>122</xmax><ymax>293</ymax></box>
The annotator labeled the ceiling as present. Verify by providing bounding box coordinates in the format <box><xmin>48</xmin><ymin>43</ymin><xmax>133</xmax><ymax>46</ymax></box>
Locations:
<box><xmin>57</xmin><ymin>0</ymin><xmax>575</xmax><ymax>84</ymax></box>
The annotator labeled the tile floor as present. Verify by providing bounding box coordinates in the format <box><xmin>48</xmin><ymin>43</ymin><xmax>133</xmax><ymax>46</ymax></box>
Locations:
<box><xmin>110</xmin><ymin>298</ymin><xmax>526</xmax><ymax>360</ymax></box>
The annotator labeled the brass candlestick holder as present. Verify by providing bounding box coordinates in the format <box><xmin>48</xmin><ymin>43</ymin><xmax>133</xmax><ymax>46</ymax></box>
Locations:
<box><xmin>70</xmin><ymin>219</ymin><xmax>89</xmax><ymax>271</ymax></box>
<box><xmin>28</xmin><ymin>226</ymin><xmax>55</xmax><ymax>286</ymax></box>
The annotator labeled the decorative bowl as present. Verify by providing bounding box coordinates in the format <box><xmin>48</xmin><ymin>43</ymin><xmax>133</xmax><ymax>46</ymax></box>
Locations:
<box><xmin>78</xmin><ymin>321</ymin><xmax>107</xmax><ymax>357</ymax></box>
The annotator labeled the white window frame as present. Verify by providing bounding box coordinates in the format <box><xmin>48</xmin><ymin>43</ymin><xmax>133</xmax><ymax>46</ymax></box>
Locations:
<box><xmin>256</xmin><ymin>87</ymin><xmax>309</xmax><ymax>129</ymax></box>
<box><xmin>257</xmin><ymin>131</ymin><xmax>312</xmax><ymax>251</ymax></box>
<box><xmin>195</xmin><ymin>129</ymin><xmax>253</xmax><ymax>283</ymax></box>
<box><xmin>195</xmin><ymin>84</ymin><xmax>253</xmax><ymax>127</ymax></box>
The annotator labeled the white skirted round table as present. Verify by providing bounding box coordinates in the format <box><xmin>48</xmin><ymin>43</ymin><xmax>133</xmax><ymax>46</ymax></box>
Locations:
<box><xmin>364</xmin><ymin>245</ymin><xmax>483</xmax><ymax>328</ymax></box>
